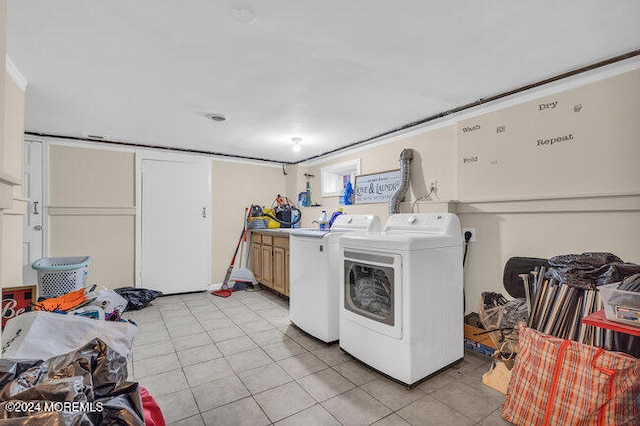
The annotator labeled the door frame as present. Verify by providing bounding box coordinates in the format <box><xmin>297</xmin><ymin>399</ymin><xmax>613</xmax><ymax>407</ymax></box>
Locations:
<box><xmin>135</xmin><ymin>150</ymin><xmax>212</xmax><ymax>288</ymax></box>
<box><xmin>23</xmin><ymin>136</ymin><xmax>50</xmax><ymax>263</ymax></box>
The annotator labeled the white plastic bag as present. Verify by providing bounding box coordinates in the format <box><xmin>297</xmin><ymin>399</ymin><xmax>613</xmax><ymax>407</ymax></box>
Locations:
<box><xmin>84</xmin><ymin>289</ymin><xmax>128</xmax><ymax>315</ymax></box>
<box><xmin>1</xmin><ymin>311</ymin><xmax>137</xmax><ymax>360</ymax></box>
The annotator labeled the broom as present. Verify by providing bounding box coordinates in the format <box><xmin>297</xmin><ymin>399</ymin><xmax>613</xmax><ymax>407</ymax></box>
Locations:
<box><xmin>230</xmin><ymin>207</ymin><xmax>257</xmax><ymax>291</ymax></box>
<box><xmin>212</xmin><ymin>208</ymin><xmax>255</xmax><ymax>297</ymax></box>
<box><xmin>212</xmin><ymin>227</ymin><xmax>243</xmax><ymax>297</ymax></box>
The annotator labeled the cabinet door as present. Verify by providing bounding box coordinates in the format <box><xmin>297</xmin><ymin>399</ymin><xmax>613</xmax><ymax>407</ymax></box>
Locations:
<box><xmin>273</xmin><ymin>247</ymin><xmax>286</xmax><ymax>294</ymax></box>
<box><xmin>284</xmin><ymin>249</ymin><xmax>290</xmax><ymax>296</ymax></box>
<box><xmin>252</xmin><ymin>242</ymin><xmax>262</xmax><ymax>283</ymax></box>
<box><xmin>261</xmin><ymin>245</ymin><xmax>273</xmax><ymax>286</ymax></box>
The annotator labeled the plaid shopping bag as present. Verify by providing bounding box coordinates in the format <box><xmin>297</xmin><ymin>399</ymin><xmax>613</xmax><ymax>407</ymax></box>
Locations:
<box><xmin>502</xmin><ymin>326</ymin><xmax>640</xmax><ymax>425</ymax></box>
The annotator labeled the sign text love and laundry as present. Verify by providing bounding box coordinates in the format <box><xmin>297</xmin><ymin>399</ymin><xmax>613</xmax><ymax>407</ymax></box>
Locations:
<box><xmin>354</xmin><ymin>169</ymin><xmax>402</xmax><ymax>204</ymax></box>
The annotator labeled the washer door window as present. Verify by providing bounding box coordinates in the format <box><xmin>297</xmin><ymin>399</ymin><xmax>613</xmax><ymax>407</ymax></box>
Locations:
<box><xmin>344</xmin><ymin>256</ymin><xmax>395</xmax><ymax>326</ymax></box>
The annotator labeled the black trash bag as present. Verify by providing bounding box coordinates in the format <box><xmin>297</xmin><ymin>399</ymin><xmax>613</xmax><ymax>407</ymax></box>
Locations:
<box><xmin>0</xmin><ymin>409</ymin><xmax>92</xmax><ymax>425</ymax></box>
<box><xmin>0</xmin><ymin>359</ymin><xmax>40</xmax><ymax>389</ymax></box>
<box><xmin>113</xmin><ymin>287</ymin><xmax>163</xmax><ymax>311</ymax></box>
<box><xmin>0</xmin><ymin>339</ymin><xmax>144</xmax><ymax>425</ymax></box>
<box><xmin>545</xmin><ymin>252</ymin><xmax>640</xmax><ymax>290</ymax></box>
<box><xmin>93</xmin><ymin>382</ymin><xmax>145</xmax><ymax>426</ymax></box>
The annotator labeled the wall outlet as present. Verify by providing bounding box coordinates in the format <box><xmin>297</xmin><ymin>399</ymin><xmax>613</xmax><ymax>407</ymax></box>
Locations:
<box><xmin>463</xmin><ymin>227</ymin><xmax>476</xmax><ymax>242</ymax></box>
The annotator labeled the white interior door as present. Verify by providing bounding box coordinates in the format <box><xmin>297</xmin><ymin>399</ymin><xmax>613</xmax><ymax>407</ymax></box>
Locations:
<box><xmin>22</xmin><ymin>140</ymin><xmax>45</xmax><ymax>285</ymax></box>
<box><xmin>140</xmin><ymin>158</ymin><xmax>211</xmax><ymax>294</ymax></box>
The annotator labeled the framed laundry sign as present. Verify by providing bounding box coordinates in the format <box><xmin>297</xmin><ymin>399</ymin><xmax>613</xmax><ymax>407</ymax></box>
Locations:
<box><xmin>2</xmin><ymin>285</ymin><xmax>37</xmax><ymax>329</ymax></box>
<box><xmin>354</xmin><ymin>169</ymin><xmax>402</xmax><ymax>204</ymax></box>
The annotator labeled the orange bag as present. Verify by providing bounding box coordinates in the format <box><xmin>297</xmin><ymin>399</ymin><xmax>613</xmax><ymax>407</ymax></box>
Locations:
<box><xmin>35</xmin><ymin>288</ymin><xmax>87</xmax><ymax>312</ymax></box>
<box><xmin>502</xmin><ymin>326</ymin><xmax>640</xmax><ymax>425</ymax></box>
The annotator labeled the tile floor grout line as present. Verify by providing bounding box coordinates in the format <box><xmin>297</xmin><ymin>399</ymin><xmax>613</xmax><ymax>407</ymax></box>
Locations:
<box><xmin>249</xmin><ymin>297</ymin><xmax>447</xmax><ymax>425</ymax></box>
<box><xmin>477</xmin><ymin>406</ymin><xmax>505</xmax><ymax>425</ymax></box>
<box><xmin>139</xmin><ymin>292</ymin><xmax>503</xmax><ymax>426</ymax></box>
<box><xmin>249</xmin><ymin>394</ymin><xmax>274</xmax><ymax>425</ymax></box>
<box><xmin>158</xmin><ymin>300</ymin><xmax>200</xmax><ymax>424</ymax></box>
<box><xmin>253</xmin><ymin>380</ymin><xmax>318</xmax><ymax>423</ymax></box>
<box><xmin>182</xmin><ymin>299</ymin><xmax>227</xmax><ymax>423</ymax></box>
<box><xmin>428</xmin><ymin>377</ymin><xmax>496</xmax><ymax>424</ymax></box>
<box><xmin>201</xmin><ymin>290</ymin><xmax>303</xmax><ymax>423</ymax></box>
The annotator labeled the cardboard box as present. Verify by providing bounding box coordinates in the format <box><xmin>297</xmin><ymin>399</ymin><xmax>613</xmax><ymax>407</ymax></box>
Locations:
<box><xmin>464</xmin><ymin>324</ymin><xmax>497</xmax><ymax>357</ymax></box>
<box><xmin>464</xmin><ymin>324</ymin><xmax>497</xmax><ymax>348</ymax></box>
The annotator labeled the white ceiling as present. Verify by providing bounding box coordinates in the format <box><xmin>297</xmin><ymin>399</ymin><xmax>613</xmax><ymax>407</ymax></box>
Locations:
<box><xmin>7</xmin><ymin>1</ymin><xmax>640</xmax><ymax>163</ymax></box>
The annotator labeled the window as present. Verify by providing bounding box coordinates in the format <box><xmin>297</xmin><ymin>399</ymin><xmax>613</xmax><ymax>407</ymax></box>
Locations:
<box><xmin>321</xmin><ymin>159</ymin><xmax>361</xmax><ymax>197</ymax></box>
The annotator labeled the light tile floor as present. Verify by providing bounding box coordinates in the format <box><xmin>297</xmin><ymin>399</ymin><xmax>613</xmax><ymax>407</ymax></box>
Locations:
<box><xmin>124</xmin><ymin>289</ymin><xmax>512</xmax><ymax>425</ymax></box>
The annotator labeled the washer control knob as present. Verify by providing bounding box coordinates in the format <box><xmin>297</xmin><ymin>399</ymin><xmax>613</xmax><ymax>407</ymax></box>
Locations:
<box><xmin>408</xmin><ymin>216</ymin><xmax>417</xmax><ymax>224</ymax></box>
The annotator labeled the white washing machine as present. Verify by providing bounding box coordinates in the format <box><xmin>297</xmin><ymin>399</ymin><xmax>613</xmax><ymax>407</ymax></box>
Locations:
<box><xmin>339</xmin><ymin>213</ymin><xmax>463</xmax><ymax>387</ymax></box>
<box><xmin>289</xmin><ymin>214</ymin><xmax>381</xmax><ymax>343</ymax></box>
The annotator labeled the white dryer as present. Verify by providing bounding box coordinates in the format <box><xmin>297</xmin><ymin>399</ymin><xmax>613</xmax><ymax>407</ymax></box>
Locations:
<box><xmin>289</xmin><ymin>214</ymin><xmax>381</xmax><ymax>343</ymax></box>
<box><xmin>339</xmin><ymin>213</ymin><xmax>463</xmax><ymax>387</ymax></box>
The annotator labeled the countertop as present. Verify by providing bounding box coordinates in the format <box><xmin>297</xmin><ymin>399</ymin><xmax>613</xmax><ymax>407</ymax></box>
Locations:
<box><xmin>251</xmin><ymin>227</ymin><xmax>332</xmax><ymax>238</ymax></box>
<box><xmin>250</xmin><ymin>228</ymin><xmax>298</xmax><ymax>236</ymax></box>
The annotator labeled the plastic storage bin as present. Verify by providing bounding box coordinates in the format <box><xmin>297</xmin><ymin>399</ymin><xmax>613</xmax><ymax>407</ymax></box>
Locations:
<box><xmin>599</xmin><ymin>282</ymin><xmax>640</xmax><ymax>326</ymax></box>
<box><xmin>32</xmin><ymin>256</ymin><xmax>92</xmax><ymax>299</ymax></box>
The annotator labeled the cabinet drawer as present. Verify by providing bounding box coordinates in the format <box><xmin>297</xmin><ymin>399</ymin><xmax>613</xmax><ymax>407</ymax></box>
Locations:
<box><xmin>252</xmin><ymin>232</ymin><xmax>262</xmax><ymax>244</ymax></box>
<box><xmin>273</xmin><ymin>236</ymin><xmax>289</xmax><ymax>248</ymax></box>
<box><xmin>262</xmin><ymin>235</ymin><xmax>273</xmax><ymax>245</ymax></box>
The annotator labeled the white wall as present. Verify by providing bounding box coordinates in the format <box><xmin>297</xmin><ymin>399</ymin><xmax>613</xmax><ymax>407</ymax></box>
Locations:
<box><xmin>210</xmin><ymin>159</ymin><xmax>287</xmax><ymax>283</ymax></box>
<box><xmin>48</xmin><ymin>144</ymin><xmax>136</xmax><ymax>288</ymax></box>
<box><xmin>294</xmin><ymin>124</ymin><xmax>458</xmax><ymax>226</ymax></box>
<box><xmin>22</xmin><ymin>58</ymin><xmax>640</xmax><ymax>315</ymax></box>
<box><xmin>293</xmin><ymin>65</ymin><xmax>640</xmax><ymax>314</ymax></box>
<box><xmin>43</xmin><ymin>140</ymin><xmax>287</xmax><ymax>287</ymax></box>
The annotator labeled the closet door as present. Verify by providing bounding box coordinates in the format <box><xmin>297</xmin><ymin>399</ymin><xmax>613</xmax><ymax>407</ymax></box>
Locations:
<box><xmin>140</xmin><ymin>158</ymin><xmax>210</xmax><ymax>294</ymax></box>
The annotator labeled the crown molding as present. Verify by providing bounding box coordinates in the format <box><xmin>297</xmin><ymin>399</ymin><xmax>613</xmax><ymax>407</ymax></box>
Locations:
<box><xmin>5</xmin><ymin>55</ymin><xmax>28</xmax><ymax>91</ymax></box>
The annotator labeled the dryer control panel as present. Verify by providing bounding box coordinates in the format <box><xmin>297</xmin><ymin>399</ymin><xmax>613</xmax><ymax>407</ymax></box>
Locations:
<box><xmin>331</xmin><ymin>214</ymin><xmax>382</xmax><ymax>232</ymax></box>
<box><xmin>384</xmin><ymin>213</ymin><xmax>459</xmax><ymax>236</ymax></box>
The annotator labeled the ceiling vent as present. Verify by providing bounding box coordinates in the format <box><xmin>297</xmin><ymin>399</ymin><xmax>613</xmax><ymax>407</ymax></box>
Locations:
<box><xmin>206</xmin><ymin>113</ymin><xmax>228</xmax><ymax>122</ymax></box>
<box><xmin>81</xmin><ymin>132</ymin><xmax>108</xmax><ymax>140</ymax></box>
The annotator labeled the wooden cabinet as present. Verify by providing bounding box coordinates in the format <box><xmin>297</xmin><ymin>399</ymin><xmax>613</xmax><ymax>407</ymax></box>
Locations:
<box><xmin>251</xmin><ymin>241</ymin><xmax>262</xmax><ymax>283</ymax></box>
<box><xmin>272</xmin><ymin>246</ymin><xmax>286</xmax><ymax>294</ymax></box>
<box><xmin>261</xmin><ymin>244</ymin><xmax>273</xmax><ymax>285</ymax></box>
<box><xmin>251</xmin><ymin>230</ymin><xmax>290</xmax><ymax>297</ymax></box>
<box><xmin>285</xmin><ymin>250</ymin><xmax>290</xmax><ymax>296</ymax></box>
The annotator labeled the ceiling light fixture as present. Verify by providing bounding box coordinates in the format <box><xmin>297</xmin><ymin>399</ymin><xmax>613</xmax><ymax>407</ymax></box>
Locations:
<box><xmin>206</xmin><ymin>113</ymin><xmax>228</xmax><ymax>122</ymax></box>
<box><xmin>292</xmin><ymin>137</ymin><xmax>302</xmax><ymax>152</ymax></box>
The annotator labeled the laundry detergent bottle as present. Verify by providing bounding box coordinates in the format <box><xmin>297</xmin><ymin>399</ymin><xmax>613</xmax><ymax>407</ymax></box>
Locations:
<box><xmin>329</xmin><ymin>208</ymin><xmax>343</xmax><ymax>228</ymax></box>
<box><xmin>318</xmin><ymin>210</ymin><xmax>329</xmax><ymax>230</ymax></box>
<box><xmin>339</xmin><ymin>181</ymin><xmax>354</xmax><ymax>205</ymax></box>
